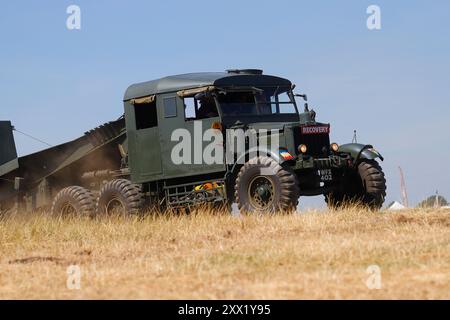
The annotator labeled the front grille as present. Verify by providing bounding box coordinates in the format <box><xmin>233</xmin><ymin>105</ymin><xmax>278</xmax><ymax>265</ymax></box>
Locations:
<box><xmin>294</xmin><ymin>126</ymin><xmax>330</xmax><ymax>157</ymax></box>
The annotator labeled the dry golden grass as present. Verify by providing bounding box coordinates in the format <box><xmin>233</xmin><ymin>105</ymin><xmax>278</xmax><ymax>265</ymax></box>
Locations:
<box><xmin>0</xmin><ymin>208</ymin><xmax>449</xmax><ymax>299</ymax></box>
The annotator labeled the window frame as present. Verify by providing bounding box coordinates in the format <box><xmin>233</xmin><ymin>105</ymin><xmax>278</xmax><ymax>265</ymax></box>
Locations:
<box><xmin>183</xmin><ymin>96</ymin><xmax>199</xmax><ymax>121</ymax></box>
<box><xmin>163</xmin><ymin>97</ymin><xmax>178</xmax><ymax>118</ymax></box>
<box><xmin>133</xmin><ymin>98</ymin><xmax>158</xmax><ymax>130</ymax></box>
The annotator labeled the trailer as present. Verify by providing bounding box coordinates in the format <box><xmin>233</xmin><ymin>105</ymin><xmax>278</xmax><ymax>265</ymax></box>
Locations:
<box><xmin>0</xmin><ymin>118</ymin><xmax>127</xmax><ymax>213</ymax></box>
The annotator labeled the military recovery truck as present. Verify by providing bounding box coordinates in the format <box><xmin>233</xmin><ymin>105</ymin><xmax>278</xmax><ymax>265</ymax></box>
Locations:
<box><xmin>0</xmin><ymin>69</ymin><xmax>386</xmax><ymax>215</ymax></box>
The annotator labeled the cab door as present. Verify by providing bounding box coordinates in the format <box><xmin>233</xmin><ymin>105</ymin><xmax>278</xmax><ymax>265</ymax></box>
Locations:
<box><xmin>157</xmin><ymin>93</ymin><xmax>187</xmax><ymax>179</ymax></box>
<box><xmin>125</xmin><ymin>99</ymin><xmax>163</xmax><ymax>183</ymax></box>
<box><xmin>158</xmin><ymin>93</ymin><xmax>225</xmax><ymax>180</ymax></box>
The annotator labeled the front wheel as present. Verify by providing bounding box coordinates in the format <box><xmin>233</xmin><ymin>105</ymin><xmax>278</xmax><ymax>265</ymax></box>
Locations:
<box><xmin>235</xmin><ymin>156</ymin><xmax>300</xmax><ymax>214</ymax></box>
<box><xmin>326</xmin><ymin>159</ymin><xmax>386</xmax><ymax>210</ymax></box>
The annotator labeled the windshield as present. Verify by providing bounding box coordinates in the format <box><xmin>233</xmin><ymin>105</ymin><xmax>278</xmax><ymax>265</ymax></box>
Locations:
<box><xmin>217</xmin><ymin>86</ymin><xmax>298</xmax><ymax>117</ymax></box>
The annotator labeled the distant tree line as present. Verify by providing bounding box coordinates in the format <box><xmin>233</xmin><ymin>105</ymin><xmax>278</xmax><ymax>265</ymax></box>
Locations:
<box><xmin>418</xmin><ymin>195</ymin><xmax>448</xmax><ymax>208</ymax></box>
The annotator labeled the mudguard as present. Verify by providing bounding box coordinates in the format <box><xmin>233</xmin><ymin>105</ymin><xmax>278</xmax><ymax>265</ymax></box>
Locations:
<box><xmin>229</xmin><ymin>147</ymin><xmax>286</xmax><ymax>176</ymax></box>
<box><xmin>339</xmin><ymin>143</ymin><xmax>384</xmax><ymax>162</ymax></box>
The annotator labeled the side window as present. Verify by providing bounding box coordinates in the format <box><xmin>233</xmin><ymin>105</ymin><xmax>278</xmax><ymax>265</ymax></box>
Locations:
<box><xmin>134</xmin><ymin>100</ymin><xmax>158</xmax><ymax>130</ymax></box>
<box><xmin>183</xmin><ymin>96</ymin><xmax>219</xmax><ymax>121</ymax></box>
<box><xmin>164</xmin><ymin>97</ymin><xmax>177</xmax><ymax>118</ymax></box>
<box><xmin>197</xmin><ymin>96</ymin><xmax>219</xmax><ymax>119</ymax></box>
<box><xmin>184</xmin><ymin>97</ymin><xmax>196</xmax><ymax>120</ymax></box>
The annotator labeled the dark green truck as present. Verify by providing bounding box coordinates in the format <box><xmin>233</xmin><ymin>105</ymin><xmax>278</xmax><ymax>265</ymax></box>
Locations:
<box><xmin>0</xmin><ymin>69</ymin><xmax>386</xmax><ymax>215</ymax></box>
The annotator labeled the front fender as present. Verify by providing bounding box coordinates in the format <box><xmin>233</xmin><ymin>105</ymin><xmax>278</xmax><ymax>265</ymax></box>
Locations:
<box><xmin>339</xmin><ymin>143</ymin><xmax>384</xmax><ymax>162</ymax></box>
<box><xmin>229</xmin><ymin>147</ymin><xmax>287</xmax><ymax>176</ymax></box>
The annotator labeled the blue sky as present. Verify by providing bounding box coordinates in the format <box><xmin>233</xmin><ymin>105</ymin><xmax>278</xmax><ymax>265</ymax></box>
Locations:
<box><xmin>1</xmin><ymin>0</ymin><xmax>449</xmax><ymax>207</ymax></box>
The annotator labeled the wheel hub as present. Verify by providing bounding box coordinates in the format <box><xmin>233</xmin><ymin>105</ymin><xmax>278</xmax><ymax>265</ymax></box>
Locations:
<box><xmin>256</xmin><ymin>185</ymin><xmax>271</xmax><ymax>199</ymax></box>
<box><xmin>248</xmin><ymin>176</ymin><xmax>275</xmax><ymax>209</ymax></box>
<box><xmin>106</xmin><ymin>197</ymin><xmax>125</xmax><ymax>215</ymax></box>
<box><xmin>60</xmin><ymin>203</ymin><xmax>77</xmax><ymax>215</ymax></box>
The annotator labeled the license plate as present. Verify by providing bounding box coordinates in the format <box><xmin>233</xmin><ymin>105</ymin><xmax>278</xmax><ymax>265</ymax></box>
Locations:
<box><xmin>319</xmin><ymin>169</ymin><xmax>333</xmax><ymax>181</ymax></box>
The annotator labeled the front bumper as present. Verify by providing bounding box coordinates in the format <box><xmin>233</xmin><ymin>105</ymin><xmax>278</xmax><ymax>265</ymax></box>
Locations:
<box><xmin>291</xmin><ymin>154</ymin><xmax>352</xmax><ymax>171</ymax></box>
<box><xmin>289</xmin><ymin>154</ymin><xmax>353</xmax><ymax>196</ymax></box>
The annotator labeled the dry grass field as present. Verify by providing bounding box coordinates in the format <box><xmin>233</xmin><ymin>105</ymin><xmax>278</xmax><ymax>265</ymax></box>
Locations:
<box><xmin>0</xmin><ymin>208</ymin><xmax>449</xmax><ymax>299</ymax></box>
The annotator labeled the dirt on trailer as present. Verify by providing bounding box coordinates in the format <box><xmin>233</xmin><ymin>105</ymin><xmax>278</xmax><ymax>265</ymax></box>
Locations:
<box><xmin>0</xmin><ymin>208</ymin><xmax>449</xmax><ymax>299</ymax></box>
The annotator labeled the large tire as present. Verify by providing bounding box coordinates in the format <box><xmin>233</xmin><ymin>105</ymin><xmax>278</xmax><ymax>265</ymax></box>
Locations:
<box><xmin>326</xmin><ymin>159</ymin><xmax>386</xmax><ymax>210</ymax></box>
<box><xmin>235</xmin><ymin>156</ymin><xmax>300</xmax><ymax>214</ymax></box>
<box><xmin>51</xmin><ymin>186</ymin><xmax>96</xmax><ymax>216</ymax></box>
<box><xmin>96</xmin><ymin>179</ymin><xmax>144</xmax><ymax>215</ymax></box>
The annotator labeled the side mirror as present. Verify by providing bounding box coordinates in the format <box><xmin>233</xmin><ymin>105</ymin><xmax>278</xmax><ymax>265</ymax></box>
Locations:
<box><xmin>294</xmin><ymin>93</ymin><xmax>308</xmax><ymax>102</ymax></box>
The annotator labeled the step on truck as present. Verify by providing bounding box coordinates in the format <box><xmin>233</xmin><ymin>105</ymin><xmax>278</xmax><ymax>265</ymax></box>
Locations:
<box><xmin>0</xmin><ymin>69</ymin><xmax>386</xmax><ymax>215</ymax></box>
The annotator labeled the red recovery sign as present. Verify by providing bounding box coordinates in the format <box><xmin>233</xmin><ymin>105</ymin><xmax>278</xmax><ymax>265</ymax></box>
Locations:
<box><xmin>300</xmin><ymin>125</ymin><xmax>330</xmax><ymax>135</ymax></box>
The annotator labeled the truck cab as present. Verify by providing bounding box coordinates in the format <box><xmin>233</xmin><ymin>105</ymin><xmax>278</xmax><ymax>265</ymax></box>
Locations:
<box><xmin>123</xmin><ymin>69</ymin><xmax>300</xmax><ymax>183</ymax></box>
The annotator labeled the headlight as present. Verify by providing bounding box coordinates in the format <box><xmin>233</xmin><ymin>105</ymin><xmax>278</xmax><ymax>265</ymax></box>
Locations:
<box><xmin>298</xmin><ymin>144</ymin><xmax>307</xmax><ymax>153</ymax></box>
<box><xmin>331</xmin><ymin>143</ymin><xmax>339</xmax><ymax>152</ymax></box>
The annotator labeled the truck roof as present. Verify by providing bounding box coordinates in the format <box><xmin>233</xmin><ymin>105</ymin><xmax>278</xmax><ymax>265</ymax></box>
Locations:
<box><xmin>123</xmin><ymin>70</ymin><xmax>292</xmax><ymax>101</ymax></box>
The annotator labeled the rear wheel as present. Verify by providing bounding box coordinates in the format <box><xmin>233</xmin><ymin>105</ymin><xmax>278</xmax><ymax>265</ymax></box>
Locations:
<box><xmin>51</xmin><ymin>186</ymin><xmax>96</xmax><ymax>216</ymax></box>
<box><xmin>326</xmin><ymin>159</ymin><xmax>386</xmax><ymax>210</ymax></box>
<box><xmin>96</xmin><ymin>179</ymin><xmax>144</xmax><ymax>215</ymax></box>
<box><xmin>235</xmin><ymin>156</ymin><xmax>300</xmax><ymax>214</ymax></box>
